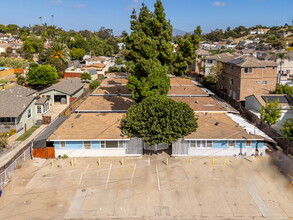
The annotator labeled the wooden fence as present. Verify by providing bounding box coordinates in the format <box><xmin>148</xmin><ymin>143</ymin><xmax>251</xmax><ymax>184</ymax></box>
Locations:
<box><xmin>59</xmin><ymin>89</ymin><xmax>91</xmax><ymax>117</ymax></box>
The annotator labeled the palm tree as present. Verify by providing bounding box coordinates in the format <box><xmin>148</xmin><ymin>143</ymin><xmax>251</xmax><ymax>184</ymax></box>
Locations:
<box><xmin>39</xmin><ymin>16</ymin><xmax>42</xmax><ymax>25</ymax></box>
<box><xmin>50</xmin><ymin>42</ymin><xmax>69</xmax><ymax>63</ymax></box>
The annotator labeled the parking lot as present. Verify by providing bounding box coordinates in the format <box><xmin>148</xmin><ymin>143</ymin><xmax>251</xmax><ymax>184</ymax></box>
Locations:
<box><xmin>0</xmin><ymin>153</ymin><xmax>292</xmax><ymax>220</ymax></box>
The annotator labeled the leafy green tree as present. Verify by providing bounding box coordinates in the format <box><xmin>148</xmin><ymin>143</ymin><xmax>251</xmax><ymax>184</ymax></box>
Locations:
<box><xmin>27</xmin><ymin>63</ymin><xmax>58</xmax><ymax>87</ymax></box>
<box><xmin>0</xmin><ymin>133</ymin><xmax>8</xmax><ymax>149</ymax></box>
<box><xmin>274</xmin><ymin>84</ymin><xmax>293</xmax><ymax>95</ymax></box>
<box><xmin>260</xmin><ymin>99</ymin><xmax>281</xmax><ymax>126</ymax></box>
<box><xmin>204</xmin><ymin>62</ymin><xmax>223</xmax><ymax>84</ymax></box>
<box><xmin>81</xmin><ymin>71</ymin><xmax>91</xmax><ymax>81</ymax></box>
<box><xmin>0</xmin><ymin>24</ymin><xmax>8</xmax><ymax>33</ymax></box>
<box><xmin>172</xmin><ymin>31</ymin><xmax>200</xmax><ymax>76</ymax></box>
<box><xmin>121</xmin><ymin>96</ymin><xmax>198</xmax><ymax>146</ymax></box>
<box><xmin>23</xmin><ymin>36</ymin><xmax>44</xmax><ymax>55</ymax></box>
<box><xmin>70</xmin><ymin>48</ymin><xmax>86</xmax><ymax>60</ymax></box>
<box><xmin>281</xmin><ymin>118</ymin><xmax>293</xmax><ymax>141</ymax></box>
<box><xmin>15</xmin><ymin>73</ymin><xmax>26</xmax><ymax>86</ymax></box>
<box><xmin>115</xmin><ymin>58</ymin><xmax>123</xmax><ymax>65</ymax></box>
<box><xmin>90</xmin><ymin>80</ymin><xmax>100</xmax><ymax>90</ymax></box>
<box><xmin>0</xmin><ymin>57</ymin><xmax>27</xmax><ymax>68</ymax></box>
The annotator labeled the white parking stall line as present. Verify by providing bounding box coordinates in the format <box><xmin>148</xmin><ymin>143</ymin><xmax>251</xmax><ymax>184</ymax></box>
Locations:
<box><xmin>105</xmin><ymin>163</ymin><xmax>112</xmax><ymax>189</ymax></box>
<box><xmin>130</xmin><ymin>163</ymin><xmax>137</xmax><ymax>184</ymax></box>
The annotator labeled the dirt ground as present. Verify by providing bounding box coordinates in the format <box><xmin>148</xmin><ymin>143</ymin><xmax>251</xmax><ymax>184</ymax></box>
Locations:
<box><xmin>0</xmin><ymin>153</ymin><xmax>292</xmax><ymax>220</ymax></box>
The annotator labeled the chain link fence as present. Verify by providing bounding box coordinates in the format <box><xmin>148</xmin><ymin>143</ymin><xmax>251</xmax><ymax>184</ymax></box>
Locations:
<box><xmin>0</xmin><ymin>142</ymin><xmax>32</xmax><ymax>189</ymax></box>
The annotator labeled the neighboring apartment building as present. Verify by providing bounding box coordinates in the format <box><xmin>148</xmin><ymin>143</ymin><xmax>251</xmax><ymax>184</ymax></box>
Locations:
<box><xmin>258</xmin><ymin>52</ymin><xmax>293</xmax><ymax>85</ymax></box>
<box><xmin>206</xmin><ymin>52</ymin><xmax>278</xmax><ymax>101</ymax></box>
<box><xmin>219</xmin><ymin>56</ymin><xmax>277</xmax><ymax>101</ymax></box>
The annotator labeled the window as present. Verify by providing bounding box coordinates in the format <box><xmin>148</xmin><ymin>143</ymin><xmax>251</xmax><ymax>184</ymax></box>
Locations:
<box><xmin>246</xmin><ymin>140</ymin><xmax>251</xmax><ymax>147</ymax></box>
<box><xmin>286</xmin><ymin>70</ymin><xmax>291</xmax><ymax>74</ymax></box>
<box><xmin>196</xmin><ymin>140</ymin><xmax>206</xmax><ymax>148</ymax></box>
<box><xmin>36</xmin><ymin>106</ymin><xmax>42</xmax><ymax>114</ymax></box>
<box><xmin>84</xmin><ymin>141</ymin><xmax>91</xmax><ymax>149</ymax></box>
<box><xmin>228</xmin><ymin>140</ymin><xmax>236</xmax><ymax>148</ymax></box>
<box><xmin>100</xmin><ymin>141</ymin><xmax>122</xmax><ymax>148</ymax></box>
<box><xmin>207</xmin><ymin>141</ymin><xmax>213</xmax><ymax>148</ymax></box>
<box><xmin>207</xmin><ymin>60</ymin><xmax>213</xmax><ymax>64</ymax></box>
<box><xmin>244</xmin><ymin>67</ymin><xmax>252</xmax><ymax>73</ymax></box>
<box><xmin>27</xmin><ymin>108</ymin><xmax>32</xmax><ymax>118</ymax></box>
<box><xmin>255</xmin><ymin>81</ymin><xmax>261</xmax><ymax>83</ymax></box>
<box><xmin>60</xmin><ymin>141</ymin><xmax>66</xmax><ymax>148</ymax></box>
<box><xmin>189</xmin><ymin>140</ymin><xmax>212</xmax><ymax>148</ymax></box>
<box><xmin>189</xmin><ymin>141</ymin><xmax>196</xmax><ymax>148</ymax></box>
<box><xmin>262</xmin><ymin>81</ymin><xmax>268</xmax><ymax>85</ymax></box>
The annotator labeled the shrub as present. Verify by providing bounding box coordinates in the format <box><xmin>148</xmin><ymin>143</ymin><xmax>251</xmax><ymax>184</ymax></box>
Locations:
<box><xmin>90</xmin><ymin>80</ymin><xmax>100</xmax><ymax>90</ymax></box>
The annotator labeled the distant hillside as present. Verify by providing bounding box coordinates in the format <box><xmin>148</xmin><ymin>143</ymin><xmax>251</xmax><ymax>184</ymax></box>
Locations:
<box><xmin>173</xmin><ymin>28</ymin><xmax>187</xmax><ymax>36</ymax></box>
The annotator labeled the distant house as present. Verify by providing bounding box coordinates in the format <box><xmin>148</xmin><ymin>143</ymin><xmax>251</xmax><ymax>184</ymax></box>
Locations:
<box><xmin>64</xmin><ymin>68</ymin><xmax>98</xmax><ymax>80</ymax></box>
<box><xmin>258</xmin><ymin>52</ymin><xmax>293</xmax><ymax>85</ymax></box>
<box><xmin>245</xmin><ymin>94</ymin><xmax>293</xmax><ymax>126</ymax></box>
<box><xmin>0</xmin><ymin>86</ymin><xmax>50</xmax><ymax>136</ymax></box>
<box><xmin>192</xmin><ymin>49</ymin><xmax>212</xmax><ymax>75</ymax></box>
<box><xmin>39</xmin><ymin>78</ymin><xmax>84</xmax><ymax>105</ymax></box>
<box><xmin>249</xmin><ymin>30</ymin><xmax>265</xmax><ymax>35</ymax></box>
<box><xmin>204</xmin><ymin>53</ymin><xmax>240</xmax><ymax>75</ymax></box>
<box><xmin>85</xmin><ymin>56</ymin><xmax>111</xmax><ymax>65</ymax></box>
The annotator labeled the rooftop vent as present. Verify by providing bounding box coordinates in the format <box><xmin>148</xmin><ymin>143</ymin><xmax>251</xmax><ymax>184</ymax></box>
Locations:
<box><xmin>195</xmin><ymin>100</ymin><xmax>199</xmax><ymax>104</ymax></box>
<box><xmin>215</xmin><ymin>122</ymin><xmax>220</xmax><ymax>126</ymax></box>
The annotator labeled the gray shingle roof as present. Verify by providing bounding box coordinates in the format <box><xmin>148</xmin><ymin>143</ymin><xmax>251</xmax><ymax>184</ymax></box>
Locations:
<box><xmin>40</xmin><ymin>78</ymin><xmax>83</xmax><ymax>96</ymax></box>
<box><xmin>35</xmin><ymin>97</ymin><xmax>48</xmax><ymax>105</ymax></box>
<box><xmin>0</xmin><ymin>86</ymin><xmax>36</xmax><ymax>118</ymax></box>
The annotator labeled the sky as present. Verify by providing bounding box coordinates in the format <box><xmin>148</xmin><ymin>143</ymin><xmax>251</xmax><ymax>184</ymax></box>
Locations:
<box><xmin>0</xmin><ymin>0</ymin><xmax>292</xmax><ymax>35</ymax></box>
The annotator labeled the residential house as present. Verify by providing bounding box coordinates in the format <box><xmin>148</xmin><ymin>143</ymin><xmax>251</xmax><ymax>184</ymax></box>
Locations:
<box><xmin>249</xmin><ymin>30</ymin><xmax>265</xmax><ymax>35</ymax></box>
<box><xmin>192</xmin><ymin>49</ymin><xmax>212</xmax><ymax>75</ymax></box>
<box><xmin>64</xmin><ymin>68</ymin><xmax>98</xmax><ymax>80</ymax></box>
<box><xmin>204</xmin><ymin>53</ymin><xmax>240</xmax><ymax>75</ymax></box>
<box><xmin>85</xmin><ymin>56</ymin><xmax>111</xmax><ymax>66</ymax></box>
<box><xmin>215</xmin><ymin>54</ymin><xmax>277</xmax><ymax>101</ymax></box>
<box><xmin>245</xmin><ymin>94</ymin><xmax>293</xmax><ymax>127</ymax></box>
<box><xmin>39</xmin><ymin>78</ymin><xmax>84</xmax><ymax>105</ymax></box>
<box><xmin>0</xmin><ymin>86</ymin><xmax>50</xmax><ymax>136</ymax></box>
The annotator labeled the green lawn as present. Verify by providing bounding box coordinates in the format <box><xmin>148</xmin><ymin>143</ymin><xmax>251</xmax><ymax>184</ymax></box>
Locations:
<box><xmin>0</xmin><ymin>79</ymin><xmax>9</xmax><ymax>84</ymax></box>
<box><xmin>16</xmin><ymin>126</ymin><xmax>40</xmax><ymax>141</ymax></box>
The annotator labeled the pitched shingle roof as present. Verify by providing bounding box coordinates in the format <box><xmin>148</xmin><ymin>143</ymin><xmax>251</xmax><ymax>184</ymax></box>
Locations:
<box><xmin>40</xmin><ymin>78</ymin><xmax>83</xmax><ymax>96</ymax></box>
<box><xmin>0</xmin><ymin>86</ymin><xmax>36</xmax><ymax>117</ymax></box>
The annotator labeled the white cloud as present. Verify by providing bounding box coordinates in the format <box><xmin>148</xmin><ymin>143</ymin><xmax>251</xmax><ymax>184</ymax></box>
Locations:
<box><xmin>133</xmin><ymin>0</ymin><xmax>139</xmax><ymax>3</ymax></box>
<box><xmin>49</xmin><ymin>0</ymin><xmax>63</xmax><ymax>4</ymax></box>
<box><xmin>72</xmin><ymin>4</ymin><xmax>86</xmax><ymax>8</ymax></box>
<box><xmin>212</xmin><ymin>1</ymin><xmax>226</xmax><ymax>6</ymax></box>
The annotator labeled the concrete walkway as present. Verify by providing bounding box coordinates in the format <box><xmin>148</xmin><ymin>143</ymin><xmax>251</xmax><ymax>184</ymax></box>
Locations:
<box><xmin>0</xmin><ymin>104</ymin><xmax>67</xmax><ymax>168</ymax></box>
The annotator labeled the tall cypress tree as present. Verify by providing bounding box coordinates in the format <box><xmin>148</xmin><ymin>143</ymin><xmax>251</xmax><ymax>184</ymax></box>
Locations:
<box><xmin>125</xmin><ymin>0</ymin><xmax>172</xmax><ymax>102</ymax></box>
